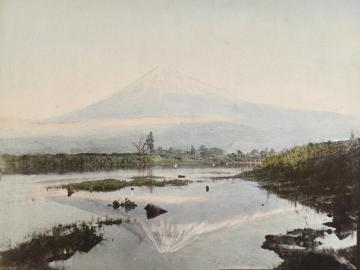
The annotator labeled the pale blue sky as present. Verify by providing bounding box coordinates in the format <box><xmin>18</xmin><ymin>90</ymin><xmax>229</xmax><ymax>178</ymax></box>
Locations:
<box><xmin>0</xmin><ymin>0</ymin><xmax>359</xmax><ymax>119</ymax></box>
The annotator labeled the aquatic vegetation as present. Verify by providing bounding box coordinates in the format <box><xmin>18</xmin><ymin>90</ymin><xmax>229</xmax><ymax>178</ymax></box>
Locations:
<box><xmin>64</xmin><ymin>179</ymin><xmax>128</xmax><ymax>192</ymax></box>
<box><xmin>61</xmin><ymin>177</ymin><xmax>192</xmax><ymax>192</ymax></box>
<box><xmin>0</xmin><ymin>218</ymin><xmax>130</xmax><ymax>269</ymax></box>
<box><xmin>119</xmin><ymin>198</ymin><xmax>137</xmax><ymax>212</ymax></box>
<box><xmin>130</xmin><ymin>175</ymin><xmax>163</xmax><ymax>180</ymax></box>
<box><xmin>111</xmin><ymin>198</ymin><xmax>137</xmax><ymax>212</ymax></box>
<box><xmin>0</xmin><ymin>222</ymin><xmax>103</xmax><ymax>270</ymax></box>
<box><xmin>112</xmin><ymin>199</ymin><xmax>121</xmax><ymax>209</ymax></box>
<box><xmin>97</xmin><ymin>217</ymin><xmax>131</xmax><ymax>226</ymax></box>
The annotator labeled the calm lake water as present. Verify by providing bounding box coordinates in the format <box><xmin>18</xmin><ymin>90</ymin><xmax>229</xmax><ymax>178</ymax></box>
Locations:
<box><xmin>0</xmin><ymin>166</ymin><xmax>356</xmax><ymax>269</ymax></box>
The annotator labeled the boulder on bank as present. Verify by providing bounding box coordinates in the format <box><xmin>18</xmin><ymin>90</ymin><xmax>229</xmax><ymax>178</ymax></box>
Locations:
<box><xmin>144</xmin><ymin>204</ymin><xmax>168</xmax><ymax>219</ymax></box>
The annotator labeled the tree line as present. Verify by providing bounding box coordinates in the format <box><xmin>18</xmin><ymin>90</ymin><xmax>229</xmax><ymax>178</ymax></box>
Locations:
<box><xmin>0</xmin><ymin>153</ymin><xmax>150</xmax><ymax>174</ymax></box>
<box><xmin>0</xmin><ymin>131</ymin><xmax>275</xmax><ymax>174</ymax></box>
<box><xmin>133</xmin><ymin>131</ymin><xmax>275</xmax><ymax>161</ymax></box>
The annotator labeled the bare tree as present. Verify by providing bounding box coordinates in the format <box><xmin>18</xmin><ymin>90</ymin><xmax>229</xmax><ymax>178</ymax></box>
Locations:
<box><xmin>132</xmin><ymin>137</ymin><xmax>148</xmax><ymax>155</ymax></box>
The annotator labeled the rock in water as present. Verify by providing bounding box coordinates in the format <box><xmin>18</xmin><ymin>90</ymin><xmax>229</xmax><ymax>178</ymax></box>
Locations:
<box><xmin>144</xmin><ymin>204</ymin><xmax>168</xmax><ymax>219</ymax></box>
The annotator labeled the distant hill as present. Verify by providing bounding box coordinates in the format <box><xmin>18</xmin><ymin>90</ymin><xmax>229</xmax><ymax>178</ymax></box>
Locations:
<box><xmin>0</xmin><ymin>68</ymin><xmax>359</xmax><ymax>154</ymax></box>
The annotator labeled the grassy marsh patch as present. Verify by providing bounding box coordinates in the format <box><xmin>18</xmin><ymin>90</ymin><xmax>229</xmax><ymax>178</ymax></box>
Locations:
<box><xmin>0</xmin><ymin>218</ymin><xmax>130</xmax><ymax>270</ymax></box>
<box><xmin>60</xmin><ymin>177</ymin><xmax>192</xmax><ymax>192</ymax></box>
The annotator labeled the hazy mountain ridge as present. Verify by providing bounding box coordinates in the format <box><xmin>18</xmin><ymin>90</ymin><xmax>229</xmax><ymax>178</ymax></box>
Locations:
<box><xmin>1</xmin><ymin>68</ymin><xmax>359</xmax><ymax>154</ymax></box>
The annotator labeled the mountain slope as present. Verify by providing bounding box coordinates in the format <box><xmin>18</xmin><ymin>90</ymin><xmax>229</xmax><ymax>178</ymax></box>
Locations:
<box><xmin>55</xmin><ymin>68</ymin><xmax>236</xmax><ymax>122</ymax></box>
<box><xmin>54</xmin><ymin>67</ymin><xmax>357</xmax><ymax>132</ymax></box>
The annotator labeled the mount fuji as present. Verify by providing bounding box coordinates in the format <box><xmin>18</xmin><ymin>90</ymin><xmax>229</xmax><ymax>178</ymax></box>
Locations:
<box><xmin>1</xmin><ymin>68</ymin><xmax>358</xmax><ymax>154</ymax></box>
<box><xmin>55</xmin><ymin>68</ymin><xmax>239</xmax><ymax>122</ymax></box>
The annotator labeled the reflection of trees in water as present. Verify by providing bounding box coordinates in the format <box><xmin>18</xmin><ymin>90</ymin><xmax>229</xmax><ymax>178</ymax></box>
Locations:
<box><xmin>136</xmin><ymin>166</ymin><xmax>154</xmax><ymax>178</ymax></box>
<box><xmin>263</xmin><ymin>179</ymin><xmax>358</xmax><ymax>239</ymax></box>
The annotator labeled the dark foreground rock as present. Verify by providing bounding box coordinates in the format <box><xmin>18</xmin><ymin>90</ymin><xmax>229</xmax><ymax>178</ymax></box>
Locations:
<box><xmin>262</xmin><ymin>228</ymin><xmax>357</xmax><ymax>270</ymax></box>
<box><xmin>0</xmin><ymin>218</ymin><xmax>130</xmax><ymax>270</ymax></box>
<box><xmin>144</xmin><ymin>204</ymin><xmax>168</xmax><ymax>219</ymax></box>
